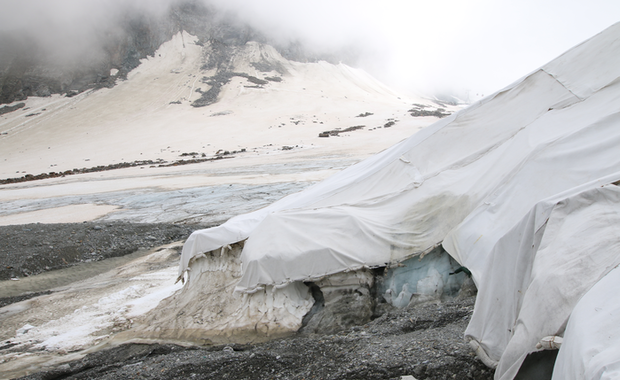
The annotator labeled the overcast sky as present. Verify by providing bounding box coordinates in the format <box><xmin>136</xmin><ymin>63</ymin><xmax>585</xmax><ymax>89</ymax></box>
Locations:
<box><xmin>1</xmin><ymin>0</ymin><xmax>619</xmax><ymax>100</ymax></box>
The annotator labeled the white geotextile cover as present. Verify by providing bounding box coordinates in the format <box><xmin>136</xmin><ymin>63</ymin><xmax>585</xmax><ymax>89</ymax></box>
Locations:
<box><xmin>180</xmin><ymin>22</ymin><xmax>620</xmax><ymax>378</ymax></box>
<box><xmin>552</xmin><ymin>263</ymin><xmax>620</xmax><ymax>380</ymax></box>
<box><xmin>456</xmin><ymin>180</ymin><xmax>620</xmax><ymax>379</ymax></box>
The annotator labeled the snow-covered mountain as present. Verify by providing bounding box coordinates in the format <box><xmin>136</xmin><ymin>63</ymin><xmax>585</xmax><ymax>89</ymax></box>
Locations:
<box><xmin>0</xmin><ymin>30</ymin><xmax>452</xmax><ymax>189</ymax></box>
<box><xmin>1</xmin><ymin>0</ymin><xmax>458</xmax><ymax>195</ymax></box>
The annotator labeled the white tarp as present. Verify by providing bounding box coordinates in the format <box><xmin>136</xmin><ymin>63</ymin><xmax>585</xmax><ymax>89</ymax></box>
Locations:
<box><xmin>552</xmin><ymin>263</ymin><xmax>620</xmax><ymax>379</ymax></box>
<box><xmin>180</xmin><ymin>22</ymin><xmax>620</xmax><ymax>379</ymax></box>
<box><xmin>455</xmin><ymin>179</ymin><xmax>620</xmax><ymax>379</ymax></box>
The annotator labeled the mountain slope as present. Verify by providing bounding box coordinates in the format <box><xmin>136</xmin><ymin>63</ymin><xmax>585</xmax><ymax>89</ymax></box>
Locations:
<box><xmin>0</xmin><ymin>31</ymin><xmax>450</xmax><ymax>182</ymax></box>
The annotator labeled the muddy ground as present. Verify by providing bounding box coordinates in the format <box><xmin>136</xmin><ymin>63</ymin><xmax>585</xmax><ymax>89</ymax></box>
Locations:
<box><xmin>0</xmin><ymin>223</ymin><xmax>494</xmax><ymax>380</ymax></box>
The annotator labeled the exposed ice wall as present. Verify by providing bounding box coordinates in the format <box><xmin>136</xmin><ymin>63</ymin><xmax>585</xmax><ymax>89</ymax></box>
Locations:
<box><xmin>378</xmin><ymin>248</ymin><xmax>469</xmax><ymax>308</ymax></box>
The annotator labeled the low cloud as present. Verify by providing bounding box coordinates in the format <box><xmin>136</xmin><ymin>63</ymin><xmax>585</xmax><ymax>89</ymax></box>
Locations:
<box><xmin>1</xmin><ymin>0</ymin><xmax>619</xmax><ymax>99</ymax></box>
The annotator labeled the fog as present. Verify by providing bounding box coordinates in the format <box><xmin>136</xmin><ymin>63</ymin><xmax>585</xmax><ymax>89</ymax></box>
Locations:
<box><xmin>1</xmin><ymin>0</ymin><xmax>619</xmax><ymax>100</ymax></box>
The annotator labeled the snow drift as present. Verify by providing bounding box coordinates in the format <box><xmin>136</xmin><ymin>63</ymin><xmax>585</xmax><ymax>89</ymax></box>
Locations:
<box><xmin>174</xmin><ymin>21</ymin><xmax>620</xmax><ymax>379</ymax></box>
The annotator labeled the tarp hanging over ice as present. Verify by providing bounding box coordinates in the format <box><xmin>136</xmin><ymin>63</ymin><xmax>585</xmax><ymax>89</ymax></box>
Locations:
<box><xmin>181</xmin><ymin>22</ymin><xmax>620</xmax><ymax>379</ymax></box>
<box><xmin>456</xmin><ymin>178</ymin><xmax>620</xmax><ymax>379</ymax></box>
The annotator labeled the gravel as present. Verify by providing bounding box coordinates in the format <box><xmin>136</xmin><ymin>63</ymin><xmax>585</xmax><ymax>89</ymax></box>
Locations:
<box><xmin>18</xmin><ymin>297</ymin><xmax>492</xmax><ymax>380</ymax></box>
<box><xmin>0</xmin><ymin>222</ymin><xmax>206</xmax><ymax>282</ymax></box>
<box><xmin>0</xmin><ymin>222</ymin><xmax>494</xmax><ymax>380</ymax></box>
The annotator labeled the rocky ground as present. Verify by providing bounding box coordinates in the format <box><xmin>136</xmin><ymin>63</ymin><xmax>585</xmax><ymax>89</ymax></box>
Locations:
<box><xmin>17</xmin><ymin>298</ymin><xmax>492</xmax><ymax>380</ymax></box>
<box><xmin>0</xmin><ymin>223</ymin><xmax>494</xmax><ymax>380</ymax></box>
<box><xmin>0</xmin><ymin>222</ymin><xmax>206</xmax><ymax>283</ymax></box>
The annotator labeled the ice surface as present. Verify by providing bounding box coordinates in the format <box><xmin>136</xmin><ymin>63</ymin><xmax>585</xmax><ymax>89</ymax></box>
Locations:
<box><xmin>0</xmin><ymin>181</ymin><xmax>315</xmax><ymax>225</ymax></box>
<box><xmin>379</xmin><ymin>248</ymin><xmax>465</xmax><ymax>308</ymax></box>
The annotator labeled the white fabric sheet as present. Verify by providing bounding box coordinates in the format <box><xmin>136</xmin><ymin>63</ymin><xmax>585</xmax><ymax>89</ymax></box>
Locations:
<box><xmin>459</xmin><ymin>182</ymin><xmax>620</xmax><ymax>379</ymax></box>
<box><xmin>180</xmin><ymin>21</ymin><xmax>620</xmax><ymax>379</ymax></box>
<box><xmin>552</xmin><ymin>265</ymin><xmax>620</xmax><ymax>380</ymax></box>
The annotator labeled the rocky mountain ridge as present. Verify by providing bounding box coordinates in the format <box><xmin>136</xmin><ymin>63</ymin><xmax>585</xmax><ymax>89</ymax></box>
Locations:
<box><xmin>0</xmin><ymin>0</ymin><xmax>352</xmax><ymax>105</ymax></box>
